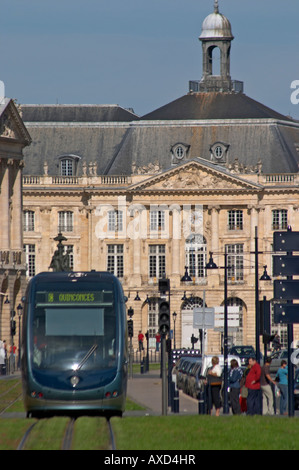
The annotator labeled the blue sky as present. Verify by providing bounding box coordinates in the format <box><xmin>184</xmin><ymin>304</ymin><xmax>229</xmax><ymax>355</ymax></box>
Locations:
<box><xmin>1</xmin><ymin>0</ymin><xmax>299</xmax><ymax>118</ymax></box>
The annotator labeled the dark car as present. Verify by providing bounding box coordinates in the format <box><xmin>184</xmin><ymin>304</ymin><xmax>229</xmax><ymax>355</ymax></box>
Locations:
<box><xmin>228</xmin><ymin>345</ymin><xmax>256</xmax><ymax>366</ymax></box>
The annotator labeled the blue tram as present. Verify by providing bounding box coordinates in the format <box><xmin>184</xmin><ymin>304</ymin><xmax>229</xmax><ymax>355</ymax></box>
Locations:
<box><xmin>21</xmin><ymin>271</ymin><xmax>128</xmax><ymax>418</ymax></box>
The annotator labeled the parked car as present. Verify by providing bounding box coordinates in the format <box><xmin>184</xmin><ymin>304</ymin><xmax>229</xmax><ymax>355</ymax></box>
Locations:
<box><xmin>228</xmin><ymin>345</ymin><xmax>263</xmax><ymax>366</ymax></box>
<box><xmin>269</xmin><ymin>349</ymin><xmax>289</xmax><ymax>376</ymax></box>
<box><xmin>186</xmin><ymin>360</ymin><xmax>203</xmax><ymax>398</ymax></box>
<box><xmin>177</xmin><ymin>357</ymin><xmax>199</xmax><ymax>391</ymax></box>
<box><xmin>195</xmin><ymin>354</ymin><xmax>241</xmax><ymax>395</ymax></box>
<box><xmin>295</xmin><ymin>369</ymin><xmax>299</xmax><ymax>410</ymax></box>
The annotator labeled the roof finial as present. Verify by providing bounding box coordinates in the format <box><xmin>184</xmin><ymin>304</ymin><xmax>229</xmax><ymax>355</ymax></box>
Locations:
<box><xmin>214</xmin><ymin>0</ymin><xmax>219</xmax><ymax>13</ymax></box>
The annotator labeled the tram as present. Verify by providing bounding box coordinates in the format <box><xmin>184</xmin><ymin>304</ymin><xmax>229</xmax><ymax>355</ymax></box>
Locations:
<box><xmin>21</xmin><ymin>271</ymin><xmax>128</xmax><ymax>418</ymax></box>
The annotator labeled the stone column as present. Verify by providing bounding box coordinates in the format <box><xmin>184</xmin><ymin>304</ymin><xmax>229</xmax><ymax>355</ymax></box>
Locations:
<box><xmin>0</xmin><ymin>160</ymin><xmax>10</xmax><ymax>250</ymax></box>
<box><xmin>11</xmin><ymin>160</ymin><xmax>23</xmax><ymax>251</ymax></box>
<box><xmin>171</xmin><ymin>206</ymin><xmax>181</xmax><ymax>285</ymax></box>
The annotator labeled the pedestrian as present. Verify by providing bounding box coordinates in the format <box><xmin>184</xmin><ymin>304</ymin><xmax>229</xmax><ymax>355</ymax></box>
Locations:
<box><xmin>272</xmin><ymin>334</ymin><xmax>281</xmax><ymax>352</ymax></box>
<box><xmin>245</xmin><ymin>356</ymin><xmax>262</xmax><ymax>415</ymax></box>
<box><xmin>0</xmin><ymin>340</ymin><xmax>5</xmax><ymax>375</ymax></box>
<box><xmin>207</xmin><ymin>356</ymin><xmax>222</xmax><ymax>417</ymax></box>
<box><xmin>228</xmin><ymin>359</ymin><xmax>243</xmax><ymax>414</ymax></box>
<box><xmin>260</xmin><ymin>357</ymin><xmax>276</xmax><ymax>415</ymax></box>
<box><xmin>138</xmin><ymin>331</ymin><xmax>144</xmax><ymax>352</ymax></box>
<box><xmin>276</xmin><ymin>360</ymin><xmax>288</xmax><ymax>415</ymax></box>
<box><xmin>239</xmin><ymin>363</ymin><xmax>250</xmax><ymax>413</ymax></box>
<box><xmin>155</xmin><ymin>332</ymin><xmax>161</xmax><ymax>352</ymax></box>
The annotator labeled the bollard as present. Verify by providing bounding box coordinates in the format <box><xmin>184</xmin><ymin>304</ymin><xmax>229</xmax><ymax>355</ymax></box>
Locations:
<box><xmin>140</xmin><ymin>360</ymin><xmax>144</xmax><ymax>374</ymax></box>
<box><xmin>173</xmin><ymin>388</ymin><xmax>179</xmax><ymax>413</ymax></box>
<box><xmin>198</xmin><ymin>389</ymin><xmax>206</xmax><ymax>414</ymax></box>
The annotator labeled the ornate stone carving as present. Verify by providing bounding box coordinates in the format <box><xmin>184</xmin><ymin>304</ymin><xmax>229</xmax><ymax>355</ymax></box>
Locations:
<box><xmin>132</xmin><ymin>160</ymin><xmax>161</xmax><ymax>175</ymax></box>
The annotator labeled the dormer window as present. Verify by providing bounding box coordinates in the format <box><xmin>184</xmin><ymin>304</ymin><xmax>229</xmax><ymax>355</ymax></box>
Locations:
<box><xmin>210</xmin><ymin>142</ymin><xmax>229</xmax><ymax>164</ymax></box>
<box><xmin>58</xmin><ymin>154</ymin><xmax>81</xmax><ymax>176</ymax></box>
<box><xmin>171</xmin><ymin>143</ymin><xmax>190</xmax><ymax>165</ymax></box>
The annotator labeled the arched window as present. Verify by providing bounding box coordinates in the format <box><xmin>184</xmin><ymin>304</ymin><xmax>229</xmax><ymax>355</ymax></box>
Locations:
<box><xmin>185</xmin><ymin>234</ymin><xmax>207</xmax><ymax>281</ymax></box>
<box><xmin>208</xmin><ymin>45</ymin><xmax>221</xmax><ymax>76</ymax></box>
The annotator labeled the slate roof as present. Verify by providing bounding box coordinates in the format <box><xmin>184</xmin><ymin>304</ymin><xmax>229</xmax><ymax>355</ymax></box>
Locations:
<box><xmin>21</xmin><ymin>104</ymin><xmax>139</xmax><ymax>123</ymax></box>
<box><xmin>21</xmin><ymin>93</ymin><xmax>299</xmax><ymax>177</ymax></box>
<box><xmin>141</xmin><ymin>92</ymin><xmax>293</xmax><ymax>121</ymax></box>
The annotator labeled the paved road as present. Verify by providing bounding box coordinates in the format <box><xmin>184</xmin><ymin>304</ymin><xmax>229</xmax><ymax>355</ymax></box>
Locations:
<box><xmin>125</xmin><ymin>370</ymin><xmax>199</xmax><ymax>416</ymax></box>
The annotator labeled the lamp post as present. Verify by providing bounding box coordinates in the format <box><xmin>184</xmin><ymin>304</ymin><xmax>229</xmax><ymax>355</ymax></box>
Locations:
<box><xmin>254</xmin><ymin>226</ymin><xmax>271</xmax><ymax>363</ymax></box>
<box><xmin>127</xmin><ymin>306</ymin><xmax>134</xmax><ymax>379</ymax></box>
<box><xmin>206</xmin><ymin>251</ymin><xmax>229</xmax><ymax>414</ymax></box>
<box><xmin>17</xmin><ymin>303</ymin><xmax>23</xmax><ymax>370</ymax></box>
<box><xmin>172</xmin><ymin>312</ymin><xmax>177</xmax><ymax>349</ymax></box>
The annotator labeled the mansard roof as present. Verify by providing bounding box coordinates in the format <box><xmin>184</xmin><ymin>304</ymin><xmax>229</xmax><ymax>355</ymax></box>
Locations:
<box><xmin>21</xmin><ymin>104</ymin><xmax>139</xmax><ymax>123</ymax></box>
<box><xmin>21</xmin><ymin>94</ymin><xmax>299</xmax><ymax>177</ymax></box>
<box><xmin>141</xmin><ymin>92</ymin><xmax>292</xmax><ymax>121</ymax></box>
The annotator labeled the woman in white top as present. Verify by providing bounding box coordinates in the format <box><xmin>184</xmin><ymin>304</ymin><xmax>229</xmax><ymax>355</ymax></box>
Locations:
<box><xmin>207</xmin><ymin>356</ymin><xmax>222</xmax><ymax>416</ymax></box>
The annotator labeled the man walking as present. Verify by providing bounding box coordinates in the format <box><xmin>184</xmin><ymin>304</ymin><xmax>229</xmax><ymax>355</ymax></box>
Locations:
<box><xmin>261</xmin><ymin>357</ymin><xmax>276</xmax><ymax>415</ymax></box>
<box><xmin>245</xmin><ymin>356</ymin><xmax>262</xmax><ymax>415</ymax></box>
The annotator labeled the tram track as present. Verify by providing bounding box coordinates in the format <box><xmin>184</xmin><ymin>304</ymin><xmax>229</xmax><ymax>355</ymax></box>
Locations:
<box><xmin>16</xmin><ymin>416</ymin><xmax>116</xmax><ymax>450</ymax></box>
<box><xmin>61</xmin><ymin>417</ymin><xmax>76</xmax><ymax>450</ymax></box>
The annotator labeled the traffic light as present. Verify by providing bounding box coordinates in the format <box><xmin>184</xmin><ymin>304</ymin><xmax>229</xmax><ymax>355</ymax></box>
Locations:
<box><xmin>127</xmin><ymin>319</ymin><xmax>134</xmax><ymax>338</ymax></box>
<box><xmin>10</xmin><ymin>319</ymin><xmax>16</xmax><ymax>336</ymax></box>
<box><xmin>158</xmin><ymin>299</ymin><xmax>170</xmax><ymax>334</ymax></box>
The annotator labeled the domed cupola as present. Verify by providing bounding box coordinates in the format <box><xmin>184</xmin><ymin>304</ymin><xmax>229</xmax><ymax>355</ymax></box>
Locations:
<box><xmin>197</xmin><ymin>1</ymin><xmax>241</xmax><ymax>93</ymax></box>
<box><xmin>200</xmin><ymin>0</ymin><xmax>234</xmax><ymax>41</ymax></box>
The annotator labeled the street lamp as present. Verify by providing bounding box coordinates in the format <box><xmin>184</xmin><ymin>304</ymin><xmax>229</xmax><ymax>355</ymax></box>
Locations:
<box><xmin>134</xmin><ymin>291</ymin><xmax>141</xmax><ymax>301</ymax></box>
<box><xmin>181</xmin><ymin>266</ymin><xmax>192</xmax><ymax>283</ymax></box>
<box><xmin>205</xmin><ymin>251</ymin><xmax>230</xmax><ymax>415</ymax></box>
<box><xmin>172</xmin><ymin>312</ymin><xmax>177</xmax><ymax>349</ymax></box>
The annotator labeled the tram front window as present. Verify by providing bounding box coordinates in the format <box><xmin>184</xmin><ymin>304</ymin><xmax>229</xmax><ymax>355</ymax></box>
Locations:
<box><xmin>31</xmin><ymin>285</ymin><xmax>117</xmax><ymax>372</ymax></box>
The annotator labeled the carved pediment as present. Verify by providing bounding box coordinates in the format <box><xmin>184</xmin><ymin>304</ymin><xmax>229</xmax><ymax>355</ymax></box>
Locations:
<box><xmin>129</xmin><ymin>159</ymin><xmax>262</xmax><ymax>192</ymax></box>
<box><xmin>0</xmin><ymin>112</ymin><xmax>18</xmax><ymax>139</ymax></box>
<box><xmin>0</xmin><ymin>99</ymin><xmax>31</xmax><ymax>145</ymax></box>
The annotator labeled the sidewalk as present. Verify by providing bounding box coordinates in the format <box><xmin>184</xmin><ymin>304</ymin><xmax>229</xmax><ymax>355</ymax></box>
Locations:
<box><xmin>125</xmin><ymin>369</ymin><xmax>199</xmax><ymax>416</ymax></box>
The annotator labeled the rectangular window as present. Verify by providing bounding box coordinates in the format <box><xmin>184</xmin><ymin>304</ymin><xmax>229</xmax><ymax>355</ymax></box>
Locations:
<box><xmin>228</xmin><ymin>210</ymin><xmax>243</xmax><ymax>230</ymax></box>
<box><xmin>63</xmin><ymin>245</ymin><xmax>74</xmax><ymax>270</ymax></box>
<box><xmin>107</xmin><ymin>244</ymin><xmax>124</xmax><ymax>278</ymax></box>
<box><xmin>272</xmin><ymin>209</ymin><xmax>288</xmax><ymax>230</ymax></box>
<box><xmin>23</xmin><ymin>210</ymin><xmax>35</xmax><ymax>232</ymax></box>
<box><xmin>149</xmin><ymin>245</ymin><xmax>166</xmax><ymax>279</ymax></box>
<box><xmin>150</xmin><ymin>210</ymin><xmax>165</xmax><ymax>231</ymax></box>
<box><xmin>61</xmin><ymin>158</ymin><xmax>74</xmax><ymax>176</ymax></box>
<box><xmin>226</xmin><ymin>244</ymin><xmax>244</xmax><ymax>282</ymax></box>
<box><xmin>24</xmin><ymin>244</ymin><xmax>36</xmax><ymax>277</ymax></box>
<box><xmin>58</xmin><ymin>211</ymin><xmax>73</xmax><ymax>232</ymax></box>
<box><xmin>108</xmin><ymin>210</ymin><xmax>123</xmax><ymax>232</ymax></box>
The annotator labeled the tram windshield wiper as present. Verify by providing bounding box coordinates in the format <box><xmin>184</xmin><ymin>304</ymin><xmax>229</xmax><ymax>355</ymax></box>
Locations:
<box><xmin>73</xmin><ymin>344</ymin><xmax>98</xmax><ymax>371</ymax></box>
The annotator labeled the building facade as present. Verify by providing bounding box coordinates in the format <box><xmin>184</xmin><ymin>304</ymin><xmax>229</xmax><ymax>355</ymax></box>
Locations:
<box><xmin>0</xmin><ymin>96</ymin><xmax>31</xmax><ymax>355</ymax></box>
<box><xmin>20</xmin><ymin>2</ymin><xmax>299</xmax><ymax>352</ymax></box>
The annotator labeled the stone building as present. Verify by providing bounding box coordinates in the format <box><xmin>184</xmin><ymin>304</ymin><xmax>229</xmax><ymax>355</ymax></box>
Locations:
<box><xmin>21</xmin><ymin>2</ymin><xmax>299</xmax><ymax>352</ymax></box>
<box><xmin>0</xmin><ymin>93</ymin><xmax>31</xmax><ymax>353</ymax></box>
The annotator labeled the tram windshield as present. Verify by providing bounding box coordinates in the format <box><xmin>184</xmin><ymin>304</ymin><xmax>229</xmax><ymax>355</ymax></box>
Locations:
<box><xmin>30</xmin><ymin>281</ymin><xmax>118</xmax><ymax>372</ymax></box>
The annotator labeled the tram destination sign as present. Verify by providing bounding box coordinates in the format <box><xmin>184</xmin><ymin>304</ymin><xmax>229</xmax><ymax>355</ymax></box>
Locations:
<box><xmin>36</xmin><ymin>291</ymin><xmax>112</xmax><ymax>305</ymax></box>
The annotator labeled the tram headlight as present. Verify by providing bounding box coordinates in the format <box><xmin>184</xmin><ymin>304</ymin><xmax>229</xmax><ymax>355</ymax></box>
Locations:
<box><xmin>70</xmin><ymin>376</ymin><xmax>80</xmax><ymax>387</ymax></box>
